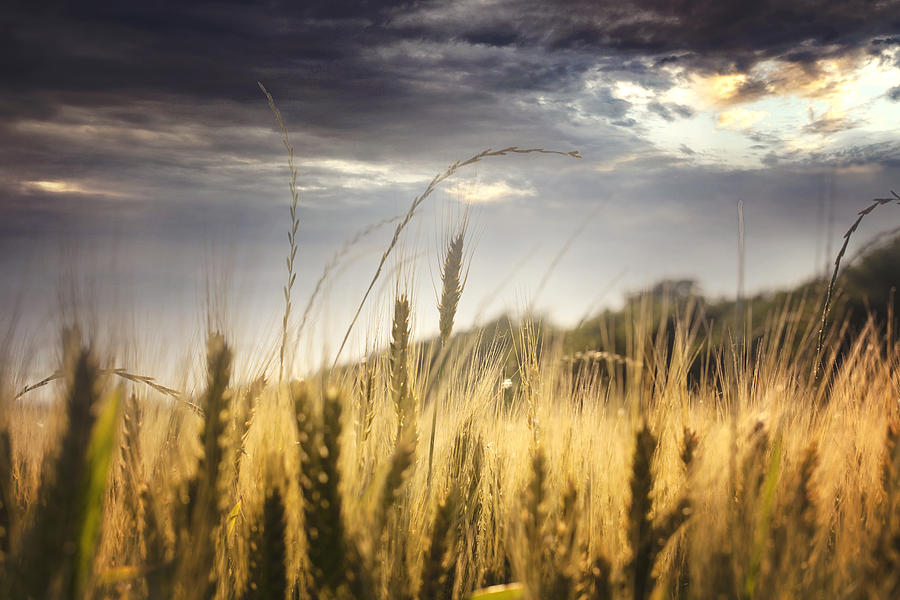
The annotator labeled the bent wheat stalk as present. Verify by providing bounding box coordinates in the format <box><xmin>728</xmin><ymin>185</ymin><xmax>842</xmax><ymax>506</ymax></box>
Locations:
<box><xmin>16</xmin><ymin>367</ymin><xmax>192</xmax><ymax>408</ymax></box>
<box><xmin>814</xmin><ymin>191</ymin><xmax>900</xmax><ymax>379</ymax></box>
<box><xmin>331</xmin><ymin>146</ymin><xmax>582</xmax><ymax>368</ymax></box>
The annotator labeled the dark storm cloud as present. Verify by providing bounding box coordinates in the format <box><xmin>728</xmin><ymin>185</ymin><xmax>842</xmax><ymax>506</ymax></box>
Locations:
<box><xmin>2</xmin><ymin>0</ymin><xmax>898</xmax><ymax>278</ymax></box>
<box><xmin>0</xmin><ymin>0</ymin><xmax>643</xmax><ymax>201</ymax></box>
<box><xmin>1</xmin><ymin>0</ymin><xmax>893</xmax><ymax>161</ymax></box>
<box><xmin>402</xmin><ymin>0</ymin><xmax>900</xmax><ymax>71</ymax></box>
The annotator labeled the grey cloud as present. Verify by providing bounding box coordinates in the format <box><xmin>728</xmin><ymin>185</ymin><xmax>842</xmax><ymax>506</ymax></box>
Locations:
<box><xmin>812</xmin><ymin>141</ymin><xmax>900</xmax><ymax>168</ymax></box>
<box><xmin>803</xmin><ymin>116</ymin><xmax>862</xmax><ymax>136</ymax></box>
<box><xmin>647</xmin><ymin>102</ymin><xmax>694</xmax><ymax>121</ymax></box>
<box><xmin>578</xmin><ymin>87</ymin><xmax>631</xmax><ymax>120</ymax></box>
<box><xmin>400</xmin><ymin>0</ymin><xmax>900</xmax><ymax>72</ymax></box>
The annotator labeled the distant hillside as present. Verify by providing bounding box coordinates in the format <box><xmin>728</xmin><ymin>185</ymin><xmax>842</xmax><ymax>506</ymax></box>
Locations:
<box><xmin>349</xmin><ymin>233</ymin><xmax>899</xmax><ymax>389</ymax></box>
<box><xmin>564</xmin><ymin>232</ymin><xmax>899</xmax><ymax>364</ymax></box>
<box><xmin>402</xmin><ymin>233</ymin><xmax>900</xmax><ymax>375</ymax></box>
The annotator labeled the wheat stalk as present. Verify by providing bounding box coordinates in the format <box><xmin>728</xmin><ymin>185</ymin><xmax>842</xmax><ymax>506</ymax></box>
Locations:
<box><xmin>814</xmin><ymin>191</ymin><xmax>899</xmax><ymax>379</ymax></box>
<box><xmin>259</xmin><ymin>82</ymin><xmax>302</xmax><ymax>383</ymax></box>
<box><xmin>332</xmin><ymin>146</ymin><xmax>582</xmax><ymax>368</ymax></box>
<box><xmin>17</xmin><ymin>367</ymin><xmax>182</xmax><ymax>400</ymax></box>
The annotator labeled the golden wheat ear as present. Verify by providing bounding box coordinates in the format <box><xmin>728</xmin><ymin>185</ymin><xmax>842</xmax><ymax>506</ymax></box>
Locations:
<box><xmin>577</xmin><ymin>554</ymin><xmax>613</xmax><ymax>600</ymax></box>
<box><xmin>0</xmin><ymin>420</ymin><xmax>14</xmax><ymax>571</ymax></box>
<box><xmin>173</xmin><ymin>333</ymin><xmax>233</xmax><ymax>600</ymax></box>
<box><xmin>11</xmin><ymin>338</ymin><xmax>100</xmax><ymax>599</ymax></box>
<box><xmin>390</xmin><ymin>294</ymin><xmax>416</xmax><ymax>447</ymax></box>
<box><xmin>243</xmin><ymin>486</ymin><xmax>287</xmax><ymax>600</ymax></box>
<box><xmin>426</xmin><ymin>220</ymin><xmax>470</xmax><ymax>491</ymax></box>
<box><xmin>10</xmin><ymin>335</ymin><xmax>124</xmax><ymax>599</ymax></box>
<box><xmin>518</xmin><ymin>446</ymin><xmax>548</xmax><ymax>598</ymax></box>
<box><xmin>418</xmin><ymin>489</ymin><xmax>459</xmax><ymax>600</ymax></box>
<box><xmin>294</xmin><ymin>382</ymin><xmax>368</xmax><ymax>597</ymax></box>
<box><xmin>73</xmin><ymin>385</ymin><xmax>123</xmax><ymax>597</ymax></box>
<box><xmin>438</xmin><ymin>224</ymin><xmax>467</xmax><ymax>348</ymax></box>
<box><xmin>375</xmin><ymin>439</ymin><xmax>415</xmax><ymax>540</ymax></box>
<box><xmin>625</xmin><ymin>424</ymin><xmax>656</xmax><ymax>600</ymax></box>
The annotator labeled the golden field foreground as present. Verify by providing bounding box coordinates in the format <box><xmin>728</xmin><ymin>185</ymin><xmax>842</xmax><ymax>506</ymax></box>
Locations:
<box><xmin>0</xmin><ymin>292</ymin><xmax>899</xmax><ymax>600</ymax></box>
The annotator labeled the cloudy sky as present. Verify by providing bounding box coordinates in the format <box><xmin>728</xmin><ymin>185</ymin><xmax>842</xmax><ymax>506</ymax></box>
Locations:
<box><xmin>2</xmin><ymin>1</ymin><xmax>900</xmax><ymax>368</ymax></box>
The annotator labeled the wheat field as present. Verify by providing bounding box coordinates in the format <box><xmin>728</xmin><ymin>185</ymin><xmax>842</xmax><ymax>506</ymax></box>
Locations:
<box><xmin>1</xmin><ymin>98</ymin><xmax>899</xmax><ymax>600</ymax></box>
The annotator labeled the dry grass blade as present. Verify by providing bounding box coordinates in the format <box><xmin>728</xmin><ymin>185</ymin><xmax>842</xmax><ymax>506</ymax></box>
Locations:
<box><xmin>332</xmin><ymin>145</ymin><xmax>581</xmax><ymax>368</ymax></box>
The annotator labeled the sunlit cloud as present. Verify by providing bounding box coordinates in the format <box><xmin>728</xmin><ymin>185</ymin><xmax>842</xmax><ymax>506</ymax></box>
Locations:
<box><xmin>614</xmin><ymin>81</ymin><xmax>655</xmax><ymax>104</ymax></box>
<box><xmin>639</xmin><ymin>48</ymin><xmax>900</xmax><ymax>168</ymax></box>
<box><xmin>21</xmin><ymin>179</ymin><xmax>127</xmax><ymax>197</ymax></box>
<box><xmin>717</xmin><ymin>108</ymin><xmax>768</xmax><ymax>130</ymax></box>
<box><xmin>296</xmin><ymin>157</ymin><xmax>429</xmax><ymax>191</ymax></box>
<box><xmin>702</xmin><ymin>73</ymin><xmax>755</xmax><ymax>105</ymax></box>
<box><xmin>456</xmin><ymin>180</ymin><xmax>537</xmax><ymax>204</ymax></box>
